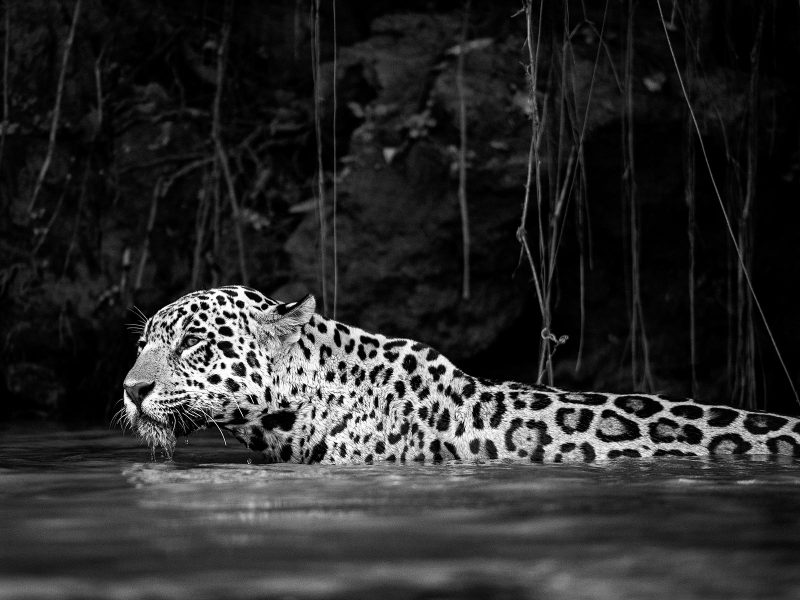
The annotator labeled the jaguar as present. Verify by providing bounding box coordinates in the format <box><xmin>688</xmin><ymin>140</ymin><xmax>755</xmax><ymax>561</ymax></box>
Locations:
<box><xmin>122</xmin><ymin>285</ymin><xmax>800</xmax><ymax>462</ymax></box>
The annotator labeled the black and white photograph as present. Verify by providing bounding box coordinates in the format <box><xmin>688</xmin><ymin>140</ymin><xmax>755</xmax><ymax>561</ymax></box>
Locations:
<box><xmin>1</xmin><ymin>1</ymin><xmax>799</xmax><ymax>599</ymax></box>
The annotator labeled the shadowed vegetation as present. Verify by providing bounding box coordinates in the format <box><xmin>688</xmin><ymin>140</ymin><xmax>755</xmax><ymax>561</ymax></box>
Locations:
<box><xmin>1</xmin><ymin>0</ymin><xmax>799</xmax><ymax>423</ymax></box>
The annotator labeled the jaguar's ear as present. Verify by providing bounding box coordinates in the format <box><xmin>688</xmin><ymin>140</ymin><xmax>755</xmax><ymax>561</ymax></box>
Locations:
<box><xmin>256</xmin><ymin>294</ymin><xmax>316</xmax><ymax>346</ymax></box>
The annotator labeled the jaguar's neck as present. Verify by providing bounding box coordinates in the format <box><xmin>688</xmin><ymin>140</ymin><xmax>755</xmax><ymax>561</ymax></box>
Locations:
<box><xmin>274</xmin><ymin>314</ymin><xmax>460</xmax><ymax>416</ymax></box>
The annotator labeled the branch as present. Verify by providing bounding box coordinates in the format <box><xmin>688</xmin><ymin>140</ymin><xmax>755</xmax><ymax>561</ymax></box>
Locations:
<box><xmin>133</xmin><ymin>158</ymin><xmax>211</xmax><ymax>291</ymax></box>
<box><xmin>0</xmin><ymin>2</ymin><xmax>11</xmax><ymax>168</ymax></box>
<box><xmin>212</xmin><ymin>6</ymin><xmax>248</xmax><ymax>285</ymax></box>
<box><xmin>655</xmin><ymin>0</ymin><xmax>799</xmax><ymax>407</ymax></box>
<box><xmin>331</xmin><ymin>0</ymin><xmax>339</xmax><ymax>318</ymax></box>
<box><xmin>517</xmin><ymin>0</ymin><xmax>545</xmax><ymax>318</ymax></box>
<box><xmin>311</xmin><ymin>0</ymin><xmax>328</xmax><ymax>316</ymax></box>
<box><xmin>28</xmin><ymin>0</ymin><xmax>82</xmax><ymax>215</ymax></box>
<box><xmin>133</xmin><ymin>178</ymin><xmax>162</xmax><ymax>291</ymax></box>
<box><xmin>456</xmin><ymin>0</ymin><xmax>471</xmax><ymax>300</ymax></box>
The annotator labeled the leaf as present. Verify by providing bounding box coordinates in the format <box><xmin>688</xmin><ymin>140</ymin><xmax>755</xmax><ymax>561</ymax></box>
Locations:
<box><xmin>445</xmin><ymin>38</ymin><xmax>494</xmax><ymax>56</ymax></box>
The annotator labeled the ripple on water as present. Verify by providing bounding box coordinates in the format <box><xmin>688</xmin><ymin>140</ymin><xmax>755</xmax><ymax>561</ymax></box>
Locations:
<box><xmin>1</xmin><ymin>428</ymin><xmax>799</xmax><ymax>600</ymax></box>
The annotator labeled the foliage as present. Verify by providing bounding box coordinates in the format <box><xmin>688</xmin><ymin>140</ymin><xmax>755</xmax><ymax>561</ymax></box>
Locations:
<box><xmin>1</xmin><ymin>0</ymin><xmax>799</xmax><ymax>422</ymax></box>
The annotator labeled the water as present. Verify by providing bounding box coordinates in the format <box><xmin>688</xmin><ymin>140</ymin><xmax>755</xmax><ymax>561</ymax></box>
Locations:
<box><xmin>1</xmin><ymin>428</ymin><xmax>799</xmax><ymax>600</ymax></box>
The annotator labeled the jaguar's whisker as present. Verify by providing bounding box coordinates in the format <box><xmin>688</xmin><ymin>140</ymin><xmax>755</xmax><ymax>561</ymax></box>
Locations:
<box><xmin>129</xmin><ymin>305</ymin><xmax>148</xmax><ymax>326</ymax></box>
<box><xmin>197</xmin><ymin>407</ymin><xmax>228</xmax><ymax>446</ymax></box>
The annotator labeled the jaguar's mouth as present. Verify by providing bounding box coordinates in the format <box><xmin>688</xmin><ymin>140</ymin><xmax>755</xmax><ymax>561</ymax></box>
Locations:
<box><xmin>135</xmin><ymin>410</ymin><xmax>168</xmax><ymax>429</ymax></box>
<box><xmin>122</xmin><ymin>390</ymin><xmax>220</xmax><ymax>458</ymax></box>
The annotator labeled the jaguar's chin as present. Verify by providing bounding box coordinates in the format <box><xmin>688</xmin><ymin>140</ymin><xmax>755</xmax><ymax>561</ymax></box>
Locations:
<box><xmin>132</xmin><ymin>415</ymin><xmax>178</xmax><ymax>459</ymax></box>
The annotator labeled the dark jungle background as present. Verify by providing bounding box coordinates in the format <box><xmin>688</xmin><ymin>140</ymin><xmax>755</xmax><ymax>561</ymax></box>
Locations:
<box><xmin>1</xmin><ymin>0</ymin><xmax>800</xmax><ymax>426</ymax></box>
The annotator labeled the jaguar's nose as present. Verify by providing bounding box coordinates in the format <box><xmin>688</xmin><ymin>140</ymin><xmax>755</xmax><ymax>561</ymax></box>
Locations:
<box><xmin>124</xmin><ymin>380</ymin><xmax>155</xmax><ymax>409</ymax></box>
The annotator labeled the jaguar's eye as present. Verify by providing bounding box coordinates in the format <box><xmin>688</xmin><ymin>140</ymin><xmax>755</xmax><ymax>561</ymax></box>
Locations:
<box><xmin>181</xmin><ymin>335</ymin><xmax>202</xmax><ymax>351</ymax></box>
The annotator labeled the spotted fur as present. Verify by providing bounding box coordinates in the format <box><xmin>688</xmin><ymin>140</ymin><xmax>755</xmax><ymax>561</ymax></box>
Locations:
<box><xmin>122</xmin><ymin>286</ymin><xmax>800</xmax><ymax>462</ymax></box>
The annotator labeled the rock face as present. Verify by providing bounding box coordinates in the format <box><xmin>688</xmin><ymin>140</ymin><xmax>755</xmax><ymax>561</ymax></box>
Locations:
<box><xmin>276</xmin><ymin>13</ymin><xmax>533</xmax><ymax>361</ymax></box>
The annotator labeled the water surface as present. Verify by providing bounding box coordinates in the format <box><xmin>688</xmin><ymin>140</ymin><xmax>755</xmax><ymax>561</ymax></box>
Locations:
<box><xmin>1</xmin><ymin>428</ymin><xmax>799</xmax><ymax>599</ymax></box>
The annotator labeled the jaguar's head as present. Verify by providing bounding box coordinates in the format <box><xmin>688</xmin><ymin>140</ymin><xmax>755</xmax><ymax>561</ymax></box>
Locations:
<box><xmin>122</xmin><ymin>285</ymin><xmax>315</xmax><ymax>457</ymax></box>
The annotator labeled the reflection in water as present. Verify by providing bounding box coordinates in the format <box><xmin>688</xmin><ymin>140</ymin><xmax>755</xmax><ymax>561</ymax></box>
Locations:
<box><xmin>0</xmin><ymin>428</ymin><xmax>799</xmax><ymax>599</ymax></box>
